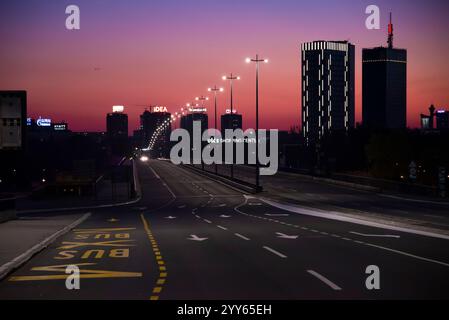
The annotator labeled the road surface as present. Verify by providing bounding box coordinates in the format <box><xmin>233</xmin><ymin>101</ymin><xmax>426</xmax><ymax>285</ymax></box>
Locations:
<box><xmin>0</xmin><ymin>159</ymin><xmax>448</xmax><ymax>299</ymax></box>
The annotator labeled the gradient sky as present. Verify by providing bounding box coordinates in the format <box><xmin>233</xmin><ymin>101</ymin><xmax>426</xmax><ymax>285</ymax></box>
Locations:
<box><xmin>1</xmin><ymin>0</ymin><xmax>448</xmax><ymax>133</ymax></box>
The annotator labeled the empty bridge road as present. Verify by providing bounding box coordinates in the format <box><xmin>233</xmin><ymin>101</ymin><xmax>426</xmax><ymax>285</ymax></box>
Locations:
<box><xmin>1</xmin><ymin>159</ymin><xmax>448</xmax><ymax>300</ymax></box>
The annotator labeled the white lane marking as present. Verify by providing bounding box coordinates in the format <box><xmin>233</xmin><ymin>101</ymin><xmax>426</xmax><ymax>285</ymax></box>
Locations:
<box><xmin>262</xmin><ymin>198</ymin><xmax>449</xmax><ymax>241</ymax></box>
<box><xmin>307</xmin><ymin>270</ymin><xmax>342</xmax><ymax>291</ymax></box>
<box><xmin>164</xmin><ymin>216</ymin><xmax>177</xmax><ymax>219</ymax></box>
<box><xmin>217</xmin><ymin>225</ymin><xmax>228</xmax><ymax>231</ymax></box>
<box><xmin>263</xmin><ymin>246</ymin><xmax>287</xmax><ymax>258</ymax></box>
<box><xmin>148</xmin><ymin>166</ymin><xmax>161</xmax><ymax>179</ymax></box>
<box><xmin>203</xmin><ymin>219</ymin><xmax>212</xmax><ymax>224</ymax></box>
<box><xmin>219</xmin><ymin>215</ymin><xmax>232</xmax><ymax>218</ymax></box>
<box><xmin>350</xmin><ymin>231</ymin><xmax>400</xmax><ymax>238</ymax></box>
<box><xmin>276</xmin><ymin>232</ymin><xmax>299</xmax><ymax>240</ymax></box>
<box><xmin>187</xmin><ymin>235</ymin><xmax>208</xmax><ymax>242</ymax></box>
<box><xmin>178</xmin><ymin>205</ymin><xmax>186</xmax><ymax>209</ymax></box>
<box><xmin>234</xmin><ymin>233</ymin><xmax>250</xmax><ymax>241</ymax></box>
<box><xmin>363</xmin><ymin>243</ymin><xmax>449</xmax><ymax>268</ymax></box>
<box><xmin>249</xmin><ymin>203</ymin><xmax>263</xmax><ymax>206</ymax></box>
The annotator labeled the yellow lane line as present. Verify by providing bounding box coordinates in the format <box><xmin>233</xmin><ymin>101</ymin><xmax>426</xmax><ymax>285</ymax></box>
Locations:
<box><xmin>141</xmin><ymin>214</ymin><xmax>168</xmax><ymax>300</ymax></box>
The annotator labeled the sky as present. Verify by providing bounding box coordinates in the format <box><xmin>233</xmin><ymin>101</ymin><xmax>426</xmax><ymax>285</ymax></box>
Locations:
<box><xmin>1</xmin><ymin>0</ymin><xmax>448</xmax><ymax>133</ymax></box>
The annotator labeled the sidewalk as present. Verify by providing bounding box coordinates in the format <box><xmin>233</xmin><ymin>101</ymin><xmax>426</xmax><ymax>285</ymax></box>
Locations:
<box><xmin>0</xmin><ymin>213</ymin><xmax>90</xmax><ymax>279</ymax></box>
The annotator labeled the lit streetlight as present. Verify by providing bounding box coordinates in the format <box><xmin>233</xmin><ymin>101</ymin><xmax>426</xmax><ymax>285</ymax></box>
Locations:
<box><xmin>246</xmin><ymin>54</ymin><xmax>268</xmax><ymax>192</ymax></box>
<box><xmin>208</xmin><ymin>85</ymin><xmax>224</xmax><ymax>174</ymax></box>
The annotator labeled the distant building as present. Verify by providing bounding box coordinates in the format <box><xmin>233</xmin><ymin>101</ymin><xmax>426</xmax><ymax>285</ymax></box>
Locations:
<box><xmin>180</xmin><ymin>112</ymin><xmax>208</xmax><ymax>136</ymax></box>
<box><xmin>421</xmin><ymin>105</ymin><xmax>449</xmax><ymax>130</ymax></box>
<box><xmin>221</xmin><ymin>112</ymin><xmax>242</xmax><ymax>135</ymax></box>
<box><xmin>0</xmin><ymin>91</ymin><xmax>26</xmax><ymax>151</ymax></box>
<box><xmin>362</xmin><ymin>14</ymin><xmax>407</xmax><ymax>130</ymax></box>
<box><xmin>106</xmin><ymin>106</ymin><xmax>128</xmax><ymax>156</ymax></box>
<box><xmin>140</xmin><ymin>107</ymin><xmax>171</xmax><ymax>156</ymax></box>
<box><xmin>301</xmin><ymin>40</ymin><xmax>355</xmax><ymax>146</ymax></box>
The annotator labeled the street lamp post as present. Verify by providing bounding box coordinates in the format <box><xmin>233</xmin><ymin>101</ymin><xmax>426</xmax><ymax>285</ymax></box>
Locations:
<box><xmin>222</xmin><ymin>74</ymin><xmax>240</xmax><ymax>179</ymax></box>
<box><xmin>246</xmin><ymin>55</ymin><xmax>268</xmax><ymax>192</ymax></box>
<box><xmin>208</xmin><ymin>86</ymin><xmax>224</xmax><ymax>174</ymax></box>
<box><xmin>195</xmin><ymin>96</ymin><xmax>209</xmax><ymax>171</ymax></box>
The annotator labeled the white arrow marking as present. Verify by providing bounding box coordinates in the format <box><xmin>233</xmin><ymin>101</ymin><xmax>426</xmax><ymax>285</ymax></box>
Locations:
<box><xmin>187</xmin><ymin>235</ymin><xmax>208</xmax><ymax>242</ymax></box>
<box><xmin>165</xmin><ymin>216</ymin><xmax>177</xmax><ymax>219</ymax></box>
<box><xmin>350</xmin><ymin>231</ymin><xmax>400</xmax><ymax>238</ymax></box>
<box><xmin>265</xmin><ymin>214</ymin><xmax>290</xmax><ymax>217</ymax></box>
<box><xmin>276</xmin><ymin>232</ymin><xmax>298</xmax><ymax>240</ymax></box>
<box><xmin>219</xmin><ymin>215</ymin><xmax>232</xmax><ymax>218</ymax></box>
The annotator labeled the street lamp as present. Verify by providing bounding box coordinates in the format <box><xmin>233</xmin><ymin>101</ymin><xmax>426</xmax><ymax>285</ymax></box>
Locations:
<box><xmin>222</xmin><ymin>74</ymin><xmax>240</xmax><ymax>179</ymax></box>
<box><xmin>246</xmin><ymin>54</ymin><xmax>268</xmax><ymax>192</ymax></box>
<box><xmin>195</xmin><ymin>95</ymin><xmax>209</xmax><ymax>109</ymax></box>
<box><xmin>208</xmin><ymin>85</ymin><xmax>224</xmax><ymax>174</ymax></box>
<box><xmin>222</xmin><ymin>73</ymin><xmax>240</xmax><ymax>115</ymax></box>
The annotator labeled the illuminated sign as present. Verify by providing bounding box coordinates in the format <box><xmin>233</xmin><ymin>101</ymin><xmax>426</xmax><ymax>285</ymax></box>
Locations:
<box><xmin>225</xmin><ymin>109</ymin><xmax>238</xmax><ymax>114</ymax></box>
<box><xmin>189</xmin><ymin>107</ymin><xmax>207</xmax><ymax>113</ymax></box>
<box><xmin>54</xmin><ymin>123</ymin><xmax>68</xmax><ymax>131</ymax></box>
<box><xmin>112</xmin><ymin>105</ymin><xmax>124</xmax><ymax>113</ymax></box>
<box><xmin>152</xmin><ymin>106</ymin><xmax>168</xmax><ymax>113</ymax></box>
<box><xmin>36</xmin><ymin>118</ymin><xmax>52</xmax><ymax>127</ymax></box>
<box><xmin>27</xmin><ymin>118</ymin><xmax>32</xmax><ymax>126</ymax></box>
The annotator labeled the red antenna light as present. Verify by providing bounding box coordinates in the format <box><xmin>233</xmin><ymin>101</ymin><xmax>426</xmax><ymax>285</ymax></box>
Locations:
<box><xmin>388</xmin><ymin>12</ymin><xmax>394</xmax><ymax>48</ymax></box>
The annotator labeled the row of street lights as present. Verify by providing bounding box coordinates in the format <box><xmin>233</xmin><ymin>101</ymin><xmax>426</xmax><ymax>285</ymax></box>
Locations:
<box><xmin>146</xmin><ymin>54</ymin><xmax>268</xmax><ymax>191</ymax></box>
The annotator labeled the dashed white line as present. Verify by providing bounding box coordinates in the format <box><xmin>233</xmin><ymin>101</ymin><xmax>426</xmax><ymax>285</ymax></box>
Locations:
<box><xmin>234</xmin><ymin>233</ymin><xmax>250</xmax><ymax>241</ymax></box>
<box><xmin>307</xmin><ymin>270</ymin><xmax>342</xmax><ymax>291</ymax></box>
<box><xmin>263</xmin><ymin>246</ymin><xmax>287</xmax><ymax>259</ymax></box>
<box><xmin>203</xmin><ymin>219</ymin><xmax>212</xmax><ymax>224</ymax></box>
<box><xmin>217</xmin><ymin>225</ymin><xmax>228</xmax><ymax>231</ymax></box>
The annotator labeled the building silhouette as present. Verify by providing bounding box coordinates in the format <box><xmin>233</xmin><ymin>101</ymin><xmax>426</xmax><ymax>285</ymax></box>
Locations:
<box><xmin>362</xmin><ymin>14</ymin><xmax>407</xmax><ymax>130</ymax></box>
<box><xmin>140</xmin><ymin>107</ymin><xmax>171</xmax><ymax>156</ymax></box>
<box><xmin>221</xmin><ymin>112</ymin><xmax>242</xmax><ymax>135</ymax></box>
<box><xmin>106</xmin><ymin>107</ymin><xmax>128</xmax><ymax>156</ymax></box>
<box><xmin>301</xmin><ymin>40</ymin><xmax>355</xmax><ymax>146</ymax></box>
<box><xmin>421</xmin><ymin>105</ymin><xmax>449</xmax><ymax>130</ymax></box>
<box><xmin>0</xmin><ymin>91</ymin><xmax>27</xmax><ymax>151</ymax></box>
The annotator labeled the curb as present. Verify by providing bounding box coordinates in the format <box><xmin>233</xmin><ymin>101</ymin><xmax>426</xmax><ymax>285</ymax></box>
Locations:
<box><xmin>0</xmin><ymin>212</ymin><xmax>91</xmax><ymax>281</ymax></box>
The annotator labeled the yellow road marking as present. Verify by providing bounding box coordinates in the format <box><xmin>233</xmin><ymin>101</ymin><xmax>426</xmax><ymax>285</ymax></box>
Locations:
<box><xmin>58</xmin><ymin>239</ymin><xmax>135</xmax><ymax>249</ymax></box>
<box><xmin>141</xmin><ymin>214</ymin><xmax>168</xmax><ymax>300</ymax></box>
<box><xmin>73</xmin><ymin>228</ymin><xmax>135</xmax><ymax>233</ymax></box>
<box><xmin>9</xmin><ymin>263</ymin><xmax>142</xmax><ymax>281</ymax></box>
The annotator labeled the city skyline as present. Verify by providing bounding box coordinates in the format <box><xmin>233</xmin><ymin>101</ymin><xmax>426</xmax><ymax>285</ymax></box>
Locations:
<box><xmin>1</xmin><ymin>0</ymin><xmax>448</xmax><ymax>134</ymax></box>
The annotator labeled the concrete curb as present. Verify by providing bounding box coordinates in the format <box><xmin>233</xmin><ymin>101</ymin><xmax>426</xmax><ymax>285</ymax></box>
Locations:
<box><xmin>0</xmin><ymin>212</ymin><xmax>91</xmax><ymax>281</ymax></box>
<box><xmin>259</xmin><ymin>196</ymin><xmax>449</xmax><ymax>240</ymax></box>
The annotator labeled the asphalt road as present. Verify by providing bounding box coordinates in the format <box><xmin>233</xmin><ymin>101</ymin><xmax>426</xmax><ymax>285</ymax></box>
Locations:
<box><xmin>0</xmin><ymin>159</ymin><xmax>448</xmax><ymax>299</ymax></box>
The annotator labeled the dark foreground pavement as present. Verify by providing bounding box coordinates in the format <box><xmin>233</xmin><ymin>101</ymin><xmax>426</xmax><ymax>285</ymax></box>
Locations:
<box><xmin>0</xmin><ymin>159</ymin><xmax>448</xmax><ymax>299</ymax></box>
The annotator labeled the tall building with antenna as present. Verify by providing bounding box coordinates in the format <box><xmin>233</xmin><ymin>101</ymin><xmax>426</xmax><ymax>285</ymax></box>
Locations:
<box><xmin>362</xmin><ymin>13</ymin><xmax>407</xmax><ymax>129</ymax></box>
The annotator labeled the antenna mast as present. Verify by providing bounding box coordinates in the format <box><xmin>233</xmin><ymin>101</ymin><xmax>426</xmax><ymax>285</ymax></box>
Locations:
<box><xmin>388</xmin><ymin>12</ymin><xmax>394</xmax><ymax>49</ymax></box>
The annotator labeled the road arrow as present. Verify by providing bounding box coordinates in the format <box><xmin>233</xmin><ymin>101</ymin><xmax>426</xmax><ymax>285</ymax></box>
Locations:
<box><xmin>265</xmin><ymin>214</ymin><xmax>290</xmax><ymax>217</ymax></box>
<box><xmin>219</xmin><ymin>215</ymin><xmax>232</xmax><ymax>218</ymax></box>
<box><xmin>187</xmin><ymin>235</ymin><xmax>208</xmax><ymax>242</ymax></box>
<box><xmin>276</xmin><ymin>232</ymin><xmax>298</xmax><ymax>240</ymax></box>
<box><xmin>165</xmin><ymin>216</ymin><xmax>177</xmax><ymax>219</ymax></box>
